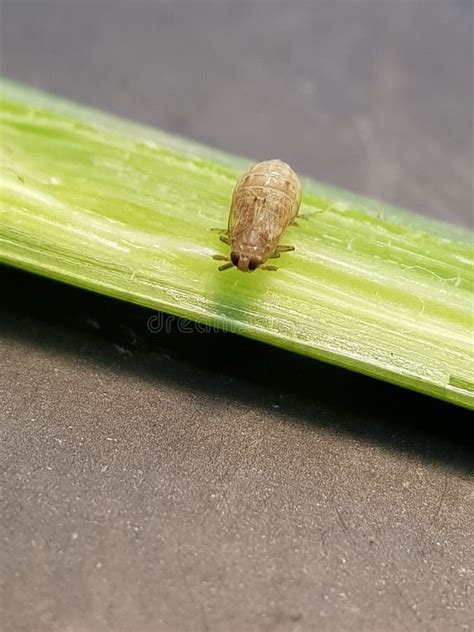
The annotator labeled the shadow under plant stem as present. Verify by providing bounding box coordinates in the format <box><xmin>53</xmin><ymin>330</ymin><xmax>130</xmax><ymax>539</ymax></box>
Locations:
<box><xmin>0</xmin><ymin>264</ymin><xmax>472</xmax><ymax>475</ymax></box>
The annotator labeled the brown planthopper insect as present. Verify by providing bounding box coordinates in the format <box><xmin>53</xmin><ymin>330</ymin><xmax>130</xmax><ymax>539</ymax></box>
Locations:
<box><xmin>213</xmin><ymin>159</ymin><xmax>302</xmax><ymax>272</ymax></box>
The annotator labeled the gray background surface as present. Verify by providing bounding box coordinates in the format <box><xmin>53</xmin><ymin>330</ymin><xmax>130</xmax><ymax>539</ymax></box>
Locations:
<box><xmin>0</xmin><ymin>2</ymin><xmax>473</xmax><ymax>631</ymax></box>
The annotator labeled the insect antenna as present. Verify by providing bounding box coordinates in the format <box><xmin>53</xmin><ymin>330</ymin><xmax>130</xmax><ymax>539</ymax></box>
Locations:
<box><xmin>212</xmin><ymin>254</ymin><xmax>233</xmax><ymax>271</ymax></box>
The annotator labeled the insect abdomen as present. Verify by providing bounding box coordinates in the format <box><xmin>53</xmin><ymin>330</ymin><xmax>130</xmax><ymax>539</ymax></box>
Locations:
<box><xmin>238</xmin><ymin>159</ymin><xmax>301</xmax><ymax>211</ymax></box>
<box><xmin>215</xmin><ymin>159</ymin><xmax>302</xmax><ymax>272</ymax></box>
<box><xmin>230</xmin><ymin>159</ymin><xmax>301</xmax><ymax>244</ymax></box>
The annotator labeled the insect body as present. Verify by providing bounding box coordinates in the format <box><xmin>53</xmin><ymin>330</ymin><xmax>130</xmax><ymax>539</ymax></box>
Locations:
<box><xmin>213</xmin><ymin>159</ymin><xmax>302</xmax><ymax>272</ymax></box>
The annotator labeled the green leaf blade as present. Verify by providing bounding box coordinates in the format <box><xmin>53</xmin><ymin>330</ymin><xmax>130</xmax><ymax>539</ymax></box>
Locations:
<box><xmin>1</xmin><ymin>78</ymin><xmax>473</xmax><ymax>408</ymax></box>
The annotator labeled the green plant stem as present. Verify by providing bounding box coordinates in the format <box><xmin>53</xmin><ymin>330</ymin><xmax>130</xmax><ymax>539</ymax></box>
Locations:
<box><xmin>1</xmin><ymin>78</ymin><xmax>473</xmax><ymax>408</ymax></box>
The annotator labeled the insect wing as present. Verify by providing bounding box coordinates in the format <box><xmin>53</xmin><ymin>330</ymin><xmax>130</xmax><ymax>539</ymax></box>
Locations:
<box><xmin>254</xmin><ymin>191</ymin><xmax>294</xmax><ymax>245</ymax></box>
<box><xmin>228</xmin><ymin>185</ymin><xmax>259</xmax><ymax>239</ymax></box>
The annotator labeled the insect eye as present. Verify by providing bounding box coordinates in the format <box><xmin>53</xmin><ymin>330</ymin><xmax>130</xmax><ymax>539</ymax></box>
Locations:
<box><xmin>231</xmin><ymin>251</ymin><xmax>240</xmax><ymax>266</ymax></box>
<box><xmin>248</xmin><ymin>257</ymin><xmax>259</xmax><ymax>271</ymax></box>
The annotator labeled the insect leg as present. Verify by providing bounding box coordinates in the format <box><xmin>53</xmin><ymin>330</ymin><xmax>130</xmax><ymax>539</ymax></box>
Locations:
<box><xmin>276</xmin><ymin>244</ymin><xmax>295</xmax><ymax>252</ymax></box>
<box><xmin>211</xmin><ymin>228</ymin><xmax>228</xmax><ymax>234</ymax></box>
<box><xmin>212</xmin><ymin>254</ymin><xmax>234</xmax><ymax>271</ymax></box>
<box><xmin>219</xmin><ymin>234</ymin><xmax>231</xmax><ymax>245</ymax></box>
<box><xmin>291</xmin><ymin>214</ymin><xmax>310</xmax><ymax>226</ymax></box>
<box><xmin>218</xmin><ymin>262</ymin><xmax>234</xmax><ymax>271</ymax></box>
<box><xmin>293</xmin><ymin>211</ymin><xmax>322</xmax><ymax>224</ymax></box>
<box><xmin>269</xmin><ymin>252</ymin><xmax>281</xmax><ymax>259</ymax></box>
<box><xmin>260</xmin><ymin>265</ymin><xmax>278</xmax><ymax>272</ymax></box>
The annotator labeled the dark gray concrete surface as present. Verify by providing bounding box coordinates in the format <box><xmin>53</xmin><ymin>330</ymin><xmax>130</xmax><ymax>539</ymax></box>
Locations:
<box><xmin>0</xmin><ymin>2</ymin><xmax>473</xmax><ymax>631</ymax></box>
